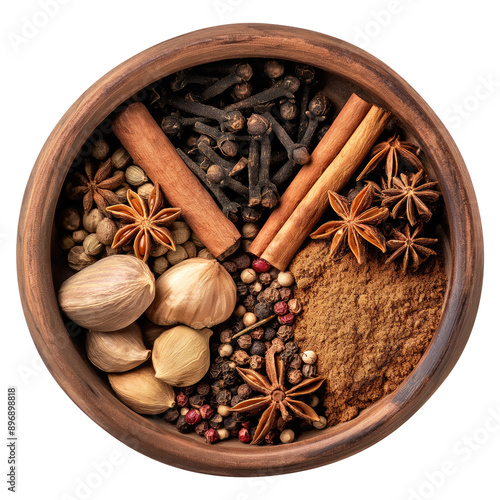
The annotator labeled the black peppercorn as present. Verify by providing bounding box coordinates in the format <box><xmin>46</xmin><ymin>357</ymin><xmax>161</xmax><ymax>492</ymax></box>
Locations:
<box><xmin>236</xmin><ymin>281</ymin><xmax>248</xmax><ymax>296</ymax></box>
<box><xmin>249</xmin><ymin>354</ymin><xmax>264</xmax><ymax>371</ymax></box>
<box><xmin>259</xmin><ymin>272</ymin><xmax>272</xmax><ymax>285</ymax></box>
<box><xmin>232</xmin><ymin>254</ymin><xmax>251</xmax><ymax>269</ymax></box>
<box><xmin>216</xmin><ymin>389</ymin><xmax>232</xmax><ymax>405</ymax></box>
<box><xmin>165</xmin><ymin>407</ymin><xmax>180</xmax><ymax>424</ymax></box>
<box><xmin>256</xmin><ymin>288</ymin><xmax>280</xmax><ymax>305</ymax></box>
<box><xmin>222</xmin><ymin>261</ymin><xmax>238</xmax><ymax>274</ymax></box>
<box><xmin>254</xmin><ymin>302</ymin><xmax>274</xmax><ymax>319</ymax></box>
<box><xmin>189</xmin><ymin>394</ymin><xmax>206</xmax><ymax>408</ymax></box>
<box><xmin>230</xmin><ymin>394</ymin><xmax>242</xmax><ymax>407</ymax></box>
<box><xmin>209</xmin><ymin>363</ymin><xmax>222</xmax><ymax>379</ymax></box>
<box><xmin>176</xmin><ymin>415</ymin><xmax>190</xmax><ymax>433</ymax></box>
<box><xmin>231</xmin><ymin>349</ymin><xmax>250</xmax><ymax>365</ymax></box>
<box><xmin>220</xmin><ymin>329</ymin><xmax>233</xmax><ymax>343</ymax></box>
<box><xmin>209</xmin><ymin>413</ymin><xmax>224</xmax><ymax>429</ymax></box>
<box><xmin>280</xmin><ymin>348</ymin><xmax>296</xmax><ymax>365</ymax></box>
<box><xmin>285</xmin><ymin>341</ymin><xmax>299</xmax><ymax>353</ymax></box>
<box><xmin>279</xmin><ymin>287</ymin><xmax>292</xmax><ymax>301</ymax></box>
<box><xmin>243</xmin><ymin>294</ymin><xmax>256</xmax><ymax>311</ymax></box>
<box><xmin>289</xmin><ymin>354</ymin><xmax>302</xmax><ymax>370</ymax></box>
<box><xmin>264</xmin><ymin>327</ymin><xmax>276</xmax><ymax>341</ymax></box>
<box><xmin>251</xmin><ymin>327</ymin><xmax>264</xmax><ymax>340</ymax></box>
<box><xmin>237</xmin><ymin>383</ymin><xmax>252</xmax><ymax>399</ymax></box>
<box><xmin>196</xmin><ymin>381</ymin><xmax>211</xmax><ymax>396</ymax></box>
<box><xmin>223</xmin><ymin>414</ymin><xmax>240</xmax><ymax>431</ymax></box>
<box><xmin>277</xmin><ymin>325</ymin><xmax>293</xmax><ymax>342</ymax></box>
<box><xmin>265</xmin><ymin>429</ymin><xmax>279</xmax><ymax>444</ymax></box>
<box><xmin>269</xmin><ymin>279</ymin><xmax>281</xmax><ymax>289</ymax></box>
<box><xmin>249</xmin><ymin>340</ymin><xmax>266</xmax><ymax>356</ymax></box>
<box><xmin>195</xmin><ymin>420</ymin><xmax>210</xmax><ymax>436</ymax></box>
<box><xmin>183</xmin><ymin>386</ymin><xmax>195</xmax><ymax>396</ymax></box>
<box><xmin>237</xmin><ymin>333</ymin><xmax>252</xmax><ymax>350</ymax></box>
<box><xmin>223</xmin><ymin>370</ymin><xmax>238</xmax><ymax>386</ymax></box>
<box><xmin>211</xmin><ymin>379</ymin><xmax>225</xmax><ymax>394</ymax></box>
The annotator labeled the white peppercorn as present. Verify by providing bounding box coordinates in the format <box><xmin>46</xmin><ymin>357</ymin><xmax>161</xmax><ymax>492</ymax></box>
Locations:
<box><xmin>277</xmin><ymin>271</ymin><xmax>295</xmax><ymax>287</ymax></box>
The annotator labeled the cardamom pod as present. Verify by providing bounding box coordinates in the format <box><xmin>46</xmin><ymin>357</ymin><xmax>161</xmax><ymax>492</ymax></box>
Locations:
<box><xmin>58</xmin><ymin>254</ymin><xmax>155</xmax><ymax>331</ymax></box>
<box><xmin>153</xmin><ymin>325</ymin><xmax>212</xmax><ymax>387</ymax></box>
<box><xmin>108</xmin><ymin>365</ymin><xmax>175</xmax><ymax>414</ymax></box>
<box><xmin>86</xmin><ymin>322</ymin><xmax>150</xmax><ymax>372</ymax></box>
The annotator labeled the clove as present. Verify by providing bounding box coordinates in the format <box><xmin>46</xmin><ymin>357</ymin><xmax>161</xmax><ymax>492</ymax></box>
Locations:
<box><xmin>299</xmin><ymin>93</ymin><xmax>330</xmax><ymax>146</ymax></box>
<box><xmin>295</xmin><ymin>65</ymin><xmax>316</xmax><ymax>140</ymax></box>
<box><xmin>170</xmin><ymin>70</ymin><xmax>218</xmax><ymax>92</ymax></box>
<box><xmin>161</xmin><ymin>112</ymin><xmax>210</xmax><ymax>137</ymax></box>
<box><xmin>263</xmin><ymin>60</ymin><xmax>285</xmax><ymax>81</ymax></box>
<box><xmin>206</xmin><ymin>164</ymin><xmax>249</xmax><ymax>198</ymax></box>
<box><xmin>200</xmin><ymin>63</ymin><xmax>253</xmax><ymax>101</ymax></box>
<box><xmin>224</xmin><ymin>75</ymin><xmax>300</xmax><ymax>111</ymax></box>
<box><xmin>263</xmin><ymin>111</ymin><xmax>310</xmax><ymax>165</ymax></box>
<box><xmin>197</xmin><ymin>135</ymin><xmax>247</xmax><ymax>176</ymax></box>
<box><xmin>176</xmin><ymin>148</ymin><xmax>240</xmax><ymax>220</ymax></box>
<box><xmin>257</xmin><ymin>134</ymin><xmax>279</xmax><ymax>209</ymax></box>
<box><xmin>162</xmin><ymin>91</ymin><xmax>245</xmax><ymax>132</ymax></box>
<box><xmin>231</xmin><ymin>81</ymin><xmax>253</xmax><ymax>102</ymax></box>
<box><xmin>194</xmin><ymin>122</ymin><xmax>239</xmax><ymax>157</ymax></box>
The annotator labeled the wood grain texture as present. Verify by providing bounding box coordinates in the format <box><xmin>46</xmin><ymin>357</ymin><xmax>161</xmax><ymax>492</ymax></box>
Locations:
<box><xmin>249</xmin><ymin>93</ymin><xmax>372</xmax><ymax>257</ymax></box>
<box><xmin>17</xmin><ymin>24</ymin><xmax>483</xmax><ymax>476</ymax></box>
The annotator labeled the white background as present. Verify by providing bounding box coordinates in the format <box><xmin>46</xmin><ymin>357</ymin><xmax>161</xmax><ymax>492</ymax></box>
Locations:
<box><xmin>2</xmin><ymin>1</ymin><xmax>499</xmax><ymax>499</ymax></box>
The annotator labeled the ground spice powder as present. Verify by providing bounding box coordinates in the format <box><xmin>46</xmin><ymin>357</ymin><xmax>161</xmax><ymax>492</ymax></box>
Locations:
<box><xmin>290</xmin><ymin>240</ymin><xmax>447</xmax><ymax>426</ymax></box>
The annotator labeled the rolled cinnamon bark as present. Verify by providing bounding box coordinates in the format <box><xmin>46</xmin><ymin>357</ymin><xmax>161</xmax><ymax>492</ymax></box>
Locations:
<box><xmin>249</xmin><ymin>94</ymin><xmax>371</xmax><ymax>257</ymax></box>
<box><xmin>260</xmin><ymin>105</ymin><xmax>392</xmax><ymax>270</ymax></box>
<box><xmin>113</xmin><ymin>102</ymin><xmax>240</xmax><ymax>258</ymax></box>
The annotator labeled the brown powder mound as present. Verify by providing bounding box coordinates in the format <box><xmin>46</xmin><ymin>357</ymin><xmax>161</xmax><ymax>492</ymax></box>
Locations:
<box><xmin>290</xmin><ymin>240</ymin><xmax>447</xmax><ymax>426</ymax></box>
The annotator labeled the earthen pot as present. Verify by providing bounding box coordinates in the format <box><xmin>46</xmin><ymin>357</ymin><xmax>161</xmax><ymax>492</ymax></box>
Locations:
<box><xmin>17</xmin><ymin>24</ymin><xmax>483</xmax><ymax>476</ymax></box>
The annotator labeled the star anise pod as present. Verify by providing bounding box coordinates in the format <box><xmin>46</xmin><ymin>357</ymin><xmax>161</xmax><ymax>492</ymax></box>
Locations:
<box><xmin>68</xmin><ymin>159</ymin><xmax>125</xmax><ymax>214</ymax></box>
<box><xmin>106</xmin><ymin>183</ymin><xmax>181</xmax><ymax>261</ymax></box>
<box><xmin>310</xmin><ymin>184</ymin><xmax>389</xmax><ymax>264</ymax></box>
<box><xmin>385</xmin><ymin>224</ymin><xmax>437</xmax><ymax>272</ymax></box>
<box><xmin>381</xmin><ymin>170</ymin><xmax>440</xmax><ymax>226</ymax></box>
<box><xmin>229</xmin><ymin>347</ymin><xmax>325</xmax><ymax>444</ymax></box>
<box><xmin>356</xmin><ymin>132</ymin><xmax>424</xmax><ymax>186</ymax></box>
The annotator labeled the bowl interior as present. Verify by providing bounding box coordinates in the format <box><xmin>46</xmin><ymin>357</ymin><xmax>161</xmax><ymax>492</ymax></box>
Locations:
<box><xmin>20</xmin><ymin>24</ymin><xmax>482</xmax><ymax>476</ymax></box>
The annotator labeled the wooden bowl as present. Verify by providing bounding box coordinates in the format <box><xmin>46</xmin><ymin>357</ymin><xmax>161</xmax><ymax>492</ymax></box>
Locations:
<box><xmin>17</xmin><ymin>24</ymin><xmax>483</xmax><ymax>476</ymax></box>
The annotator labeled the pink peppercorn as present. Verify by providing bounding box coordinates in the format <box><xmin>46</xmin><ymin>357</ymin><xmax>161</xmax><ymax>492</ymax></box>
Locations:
<box><xmin>205</xmin><ymin>428</ymin><xmax>219</xmax><ymax>444</ymax></box>
<box><xmin>185</xmin><ymin>408</ymin><xmax>201</xmax><ymax>425</ymax></box>
<box><xmin>278</xmin><ymin>313</ymin><xmax>294</xmax><ymax>325</ymax></box>
<box><xmin>252</xmin><ymin>258</ymin><xmax>271</xmax><ymax>273</ymax></box>
<box><xmin>176</xmin><ymin>392</ymin><xmax>189</xmax><ymax>407</ymax></box>
<box><xmin>274</xmin><ymin>301</ymin><xmax>288</xmax><ymax>316</ymax></box>
<box><xmin>199</xmin><ymin>404</ymin><xmax>214</xmax><ymax>420</ymax></box>
<box><xmin>238</xmin><ymin>427</ymin><xmax>252</xmax><ymax>443</ymax></box>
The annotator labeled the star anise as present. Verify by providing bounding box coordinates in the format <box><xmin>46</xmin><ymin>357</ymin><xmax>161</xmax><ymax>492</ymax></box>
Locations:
<box><xmin>68</xmin><ymin>159</ymin><xmax>125</xmax><ymax>214</ymax></box>
<box><xmin>385</xmin><ymin>224</ymin><xmax>437</xmax><ymax>272</ymax></box>
<box><xmin>356</xmin><ymin>132</ymin><xmax>424</xmax><ymax>186</ymax></box>
<box><xmin>381</xmin><ymin>170</ymin><xmax>440</xmax><ymax>226</ymax></box>
<box><xmin>229</xmin><ymin>347</ymin><xmax>325</xmax><ymax>444</ymax></box>
<box><xmin>310</xmin><ymin>184</ymin><xmax>389</xmax><ymax>264</ymax></box>
<box><xmin>106</xmin><ymin>183</ymin><xmax>181</xmax><ymax>261</ymax></box>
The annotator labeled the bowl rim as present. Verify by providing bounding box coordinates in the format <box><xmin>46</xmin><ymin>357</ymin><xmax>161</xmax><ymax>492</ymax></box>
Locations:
<box><xmin>17</xmin><ymin>23</ymin><xmax>483</xmax><ymax>476</ymax></box>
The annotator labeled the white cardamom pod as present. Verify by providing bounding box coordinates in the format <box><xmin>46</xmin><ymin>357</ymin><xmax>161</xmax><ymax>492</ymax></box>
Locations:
<box><xmin>108</xmin><ymin>365</ymin><xmax>175</xmax><ymax>414</ymax></box>
<box><xmin>152</xmin><ymin>325</ymin><xmax>212</xmax><ymax>387</ymax></box>
<box><xmin>58</xmin><ymin>254</ymin><xmax>155</xmax><ymax>331</ymax></box>
<box><xmin>86</xmin><ymin>322</ymin><xmax>150</xmax><ymax>372</ymax></box>
<box><xmin>146</xmin><ymin>258</ymin><xmax>237</xmax><ymax>329</ymax></box>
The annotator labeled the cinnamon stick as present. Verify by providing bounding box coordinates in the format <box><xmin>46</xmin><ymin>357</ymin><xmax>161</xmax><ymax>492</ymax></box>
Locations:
<box><xmin>112</xmin><ymin>102</ymin><xmax>240</xmax><ymax>258</ymax></box>
<box><xmin>260</xmin><ymin>105</ymin><xmax>392</xmax><ymax>270</ymax></box>
<box><xmin>249</xmin><ymin>94</ymin><xmax>371</xmax><ymax>257</ymax></box>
